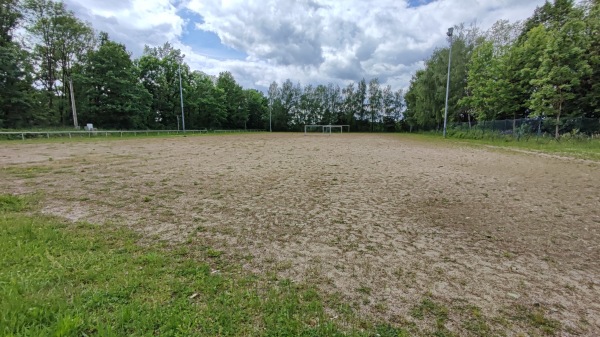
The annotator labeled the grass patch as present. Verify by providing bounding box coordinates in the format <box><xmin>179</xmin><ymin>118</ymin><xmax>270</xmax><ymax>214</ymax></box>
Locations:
<box><xmin>410</xmin><ymin>297</ymin><xmax>455</xmax><ymax>336</ymax></box>
<box><xmin>398</xmin><ymin>132</ymin><xmax>600</xmax><ymax>161</ymax></box>
<box><xmin>0</xmin><ymin>194</ymin><xmax>28</xmax><ymax>212</ymax></box>
<box><xmin>0</xmin><ymin>194</ymin><xmax>353</xmax><ymax>336</ymax></box>
<box><xmin>511</xmin><ymin>304</ymin><xmax>561</xmax><ymax>336</ymax></box>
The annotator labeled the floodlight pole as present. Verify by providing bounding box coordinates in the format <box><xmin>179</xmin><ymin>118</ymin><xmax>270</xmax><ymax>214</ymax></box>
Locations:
<box><xmin>178</xmin><ymin>62</ymin><xmax>185</xmax><ymax>132</ymax></box>
<box><xmin>443</xmin><ymin>27</ymin><xmax>454</xmax><ymax>138</ymax></box>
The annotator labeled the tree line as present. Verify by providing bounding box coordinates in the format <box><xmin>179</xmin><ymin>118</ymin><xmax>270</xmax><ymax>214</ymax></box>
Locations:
<box><xmin>267</xmin><ymin>78</ymin><xmax>404</xmax><ymax>132</ymax></box>
<box><xmin>404</xmin><ymin>0</ymin><xmax>600</xmax><ymax>137</ymax></box>
<box><xmin>0</xmin><ymin>0</ymin><xmax>406</xmax><ymax>132</ymax></box>
<box><xmin>0</xmin><ymin>0</ymin><xmax>266</xmax><ymax>130</ymax></box>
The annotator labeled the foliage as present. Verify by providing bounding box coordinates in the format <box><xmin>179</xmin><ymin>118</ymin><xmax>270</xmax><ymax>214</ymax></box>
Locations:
<box><xmin>76</xmin><ymin>35</ymin><xmax>152</xmax><ymax>129</ymax></box>
<box><xmin>404</xmin><ymin>0</ymin><xmax>600</xmax><ymax>138</ymax></box>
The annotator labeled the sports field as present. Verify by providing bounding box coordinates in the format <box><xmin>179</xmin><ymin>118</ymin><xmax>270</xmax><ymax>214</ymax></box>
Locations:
<box><xmin>1</xmin><ymin>133</ymin><xmax>599</xmax><ymax>336</ymax></box>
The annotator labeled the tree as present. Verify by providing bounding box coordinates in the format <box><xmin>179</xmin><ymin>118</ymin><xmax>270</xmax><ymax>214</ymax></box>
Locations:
<box><xmin>76</xmin><ymin>33</ymin><xmax>151</xmax><ymax>129</ymax></box>
<box><xmin>367</xmin><ymin>78</ymin><xmax>382</xmax><ymax>131</ymax></box>
<box><xmin>216</xmin><ymin>71</ymin><xmax>247</xmax><ymax>129</ymax></box>
<box><xmin>519</xmin><ymin>0</ymin><xmax>578</xmax><ymax>42</ymax></box>
<box><xmin>244</xmin><ymin>89</ymin><xmax>267</xmax><ymax>129</ymax></box>
<box><xmin>137</xmin><ymin>43</ymin><xmax>186</xmax><ymax>129</ymax></box>
<box><xmin>341</xmin><ymin>82</ymin><xmax>356</xmax><ymax>127</ymax></box>
<box><xmin>279</xmin><ymin>79</ymin><xmax>300</xmax><ymax>130</ymax></box>
<box><xmin>529</xmin><ymin>18</ymin><xmax>591</xmax><ymax>138</ymax></box>
<box><xmin>579</xmin><ymin>0</ymin><xmax>600</xmax><ymax>117</ymax></box>
<box><xmin>355</xmin><ymin>78</ymin><xmax>367</xmax><ymax>130</ymax></box>
<box><xmin>0</xmin><ymin>0</ymin><xmax>34</xmax><ymax>128</ymax></box>
<box><xmin>188</xmin><ymin>71</ymin><xmax>226</xmax><ymax>129</ymax></box>
<box><xmin>24</xmin><ymin>0</ymin><xmax>93</xmax><ymax>125</ymax></box>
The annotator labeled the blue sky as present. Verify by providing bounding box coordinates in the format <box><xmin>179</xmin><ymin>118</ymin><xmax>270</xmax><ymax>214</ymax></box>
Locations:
<box><xmin>178</xmin><ymin>9</ymin><xmax>247</xmax><ymax>60</ymax></box>
<box><xmin>65</xmin><ymin>0</ymin><xmax>550</xmax><ymax>91</ymax></box>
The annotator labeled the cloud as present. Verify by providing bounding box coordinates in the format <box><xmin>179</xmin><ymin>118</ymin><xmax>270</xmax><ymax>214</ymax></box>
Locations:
<box><xmin>62</xmin><ymin>0</ymin><xmax>553</xmax><ymax>92</ymax></box>
<box><xmin>64</xmin><ymin>0</ymin><xmax>184</xmax><ymax>54</ymax></box>
<box><xmin>184</xmin><ymin>0</ymin><xmax>548</xmax><ymax>91</ymax></box>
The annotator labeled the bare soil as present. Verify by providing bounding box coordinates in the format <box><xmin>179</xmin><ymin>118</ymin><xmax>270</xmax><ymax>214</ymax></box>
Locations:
<box><xmin>1</xmin><ymin>133</ymin><xmax>599</xmax><ymax>336</ymax></box>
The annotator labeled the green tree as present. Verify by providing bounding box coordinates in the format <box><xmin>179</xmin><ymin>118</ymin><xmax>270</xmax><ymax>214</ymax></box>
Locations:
<box><xmin>76</xmin><ymin>33</ymin><xmax>151</xmax><ymax>129</ymax></box>
<box><xmin>579</xmin><ymin>0</ymin><xmax>600</xmax><ymax>117</ymax></box>
<box><xmin>0</xmin><ymin>0</ymin><xmax>34</xmax><ymax>128</ymax></box>
<box><xmin>529</xmin><ymin>18</ymin><xmax>591</xmax><ymax>138</ymax></box>
<box><xmin>24</xmin><ymin>0</ymin><xmax>93</xmax><ymax>126</ymax></box>
<box><xmin>244</xmin><ymin>89</ymin><xmax>267</xmax><ymax>129</ymax></box>
<box><xmin>137</xmin><ymin>43</ymin><xmax>186</xmax><ymax>129</ymax></box>
<box><xmin>188</xmin><ymin>71</ymin><xmax>226</xmax><ymax>129</ymax></box>
<box><xmin>216</xmin><ymin>71</ymin><xmax>247</xmax><ymax>129</ymax></box>
<box><xmin>367</xmin><ymin>78</ymin><xmax>382</xmax><ymax>131</ymax></box>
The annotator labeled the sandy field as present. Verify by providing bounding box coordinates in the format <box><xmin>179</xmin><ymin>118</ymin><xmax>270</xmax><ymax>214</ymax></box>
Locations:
<box><xmin>1</xmin><ymin>133</ymin><xmax>599</xmax><ymax>336</ymax></box>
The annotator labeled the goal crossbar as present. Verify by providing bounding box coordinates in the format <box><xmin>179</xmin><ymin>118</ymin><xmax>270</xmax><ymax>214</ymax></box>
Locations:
<box><xmin>304</xmin><ymin>125</ymin><xmax>350</xmax><ymax>135</ymax></box>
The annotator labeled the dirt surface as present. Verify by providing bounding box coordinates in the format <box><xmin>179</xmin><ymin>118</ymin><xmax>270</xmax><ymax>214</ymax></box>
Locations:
<box><xmin>1</xmin><ymin>133</ymin><xmax>599</xmax><ymax>336</ymax></box>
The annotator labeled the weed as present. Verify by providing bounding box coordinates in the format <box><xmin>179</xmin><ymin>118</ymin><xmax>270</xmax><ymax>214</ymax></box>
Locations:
<box><xmin>0</xmin><ymin>194</ymin><xmax>28</xmax><ymax>212</ymax></box>
<box><xmin>356</xmin><ymin>285</ymin><xmax>372</xmax><ymax>295</ymax></box>
<box><xmin>206</xmin><ymin>248</ymin><xmax>223</xmax><ymax>258</ymax></box>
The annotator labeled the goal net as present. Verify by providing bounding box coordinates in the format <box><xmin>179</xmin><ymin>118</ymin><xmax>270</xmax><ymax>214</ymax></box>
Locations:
<box><xmin>304</xmin><ymin>125</ymin><xmax>350</xmax><ymax>135</ymax></box>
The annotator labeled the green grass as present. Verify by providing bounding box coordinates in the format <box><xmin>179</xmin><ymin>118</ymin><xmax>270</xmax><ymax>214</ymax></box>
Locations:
<box><xmin>398</xmin><ymin>132</ymin><xmax>600</xmax><ymax>161</ymax></box>
<box><xmin>0</xmin><ymin>195</ymin><xmax>354</xmax><ymax>337</ymax></box>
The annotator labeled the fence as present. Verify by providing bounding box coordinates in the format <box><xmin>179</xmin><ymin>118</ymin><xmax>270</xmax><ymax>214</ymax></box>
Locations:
<box><xmin>0</xmin><ymin>129</ymin><xmax>266</xmax><ymax>141</ymax></box>
<box><xmin>450</xmin><ymin>117</ymin><xmax>600</xmax><ymax>137</ymax></box>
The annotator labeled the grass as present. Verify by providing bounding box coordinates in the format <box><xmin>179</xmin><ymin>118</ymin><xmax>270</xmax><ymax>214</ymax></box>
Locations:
<box><xmin>398</xmin><ymin>132</ymin><xmax>600</xmax><ymax>161</ymax></box>
<box><xmin>0</xmin><ymin>194</ymin><xmax>355</xmax><ymax>337</ymax></box>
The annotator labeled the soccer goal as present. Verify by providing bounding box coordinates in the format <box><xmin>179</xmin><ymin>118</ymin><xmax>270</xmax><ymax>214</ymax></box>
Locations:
<box><xmin>304</xmin><ymin>125</ymin><xmax>350</xmax><ymax>135</ymax></box>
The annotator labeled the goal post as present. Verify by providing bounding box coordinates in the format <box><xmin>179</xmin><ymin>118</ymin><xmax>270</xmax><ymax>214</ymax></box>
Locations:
<box><xmin>304</xmin><ymin>125</ymin><xmax>350</xmax><ymax>135</ymax></box>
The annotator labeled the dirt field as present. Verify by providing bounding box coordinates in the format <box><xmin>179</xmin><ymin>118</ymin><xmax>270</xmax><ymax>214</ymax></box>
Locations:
<box><xmin>1</xmin><ymin>133</ymin><xmax>599</xmax><ymax>336</ymax></box>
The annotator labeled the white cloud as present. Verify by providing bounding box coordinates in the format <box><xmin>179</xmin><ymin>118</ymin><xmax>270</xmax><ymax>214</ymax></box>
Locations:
<box><xmin>184</xmin><ymin>0</ymin><xmax>548</xmax><ymax>90</ymax></box>
<box><xmin>64</xmin><ymin>0</ymin><xmax>552</xmax><ymax>91</ymax></box>
<box><xmin>64</xmin><ymin>0</ymin><xmax>184</xmax><ymax>54</ymax></box>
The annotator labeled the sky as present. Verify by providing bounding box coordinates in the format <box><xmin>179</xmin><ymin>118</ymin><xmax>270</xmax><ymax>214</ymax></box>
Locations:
<box><xmin>62</xmin><ymin>0</ymin><xmax>551</xmax><ymax>92</ymax></box>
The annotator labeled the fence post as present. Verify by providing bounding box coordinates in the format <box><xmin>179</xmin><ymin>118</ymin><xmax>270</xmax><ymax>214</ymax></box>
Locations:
<box><xmin>21</xmin><ymin>133</ymin><xmax>24</xmax><ymax>141</ymax></box>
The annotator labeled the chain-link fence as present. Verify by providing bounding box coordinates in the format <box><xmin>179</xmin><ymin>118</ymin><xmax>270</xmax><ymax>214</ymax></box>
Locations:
<box><xmin>450</xmin><ymin>117</ymin><xmax>600</xmax><ymax>138</ymax></box>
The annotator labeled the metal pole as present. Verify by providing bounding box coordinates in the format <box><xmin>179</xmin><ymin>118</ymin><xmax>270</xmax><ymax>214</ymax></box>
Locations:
<box><xmin>69</xmin><ymin>78</ymin><xmax>78</xmax><ymax>129</ymax></box>
<box><xmin>443</xmin><ymin>28</ymin><xmax>454</xmax><ymax>138</ymax></box>
<box><xmin>178</xmin><ymin>62</ymin><xmax>185</xmax><ymax>132</ymax></box>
